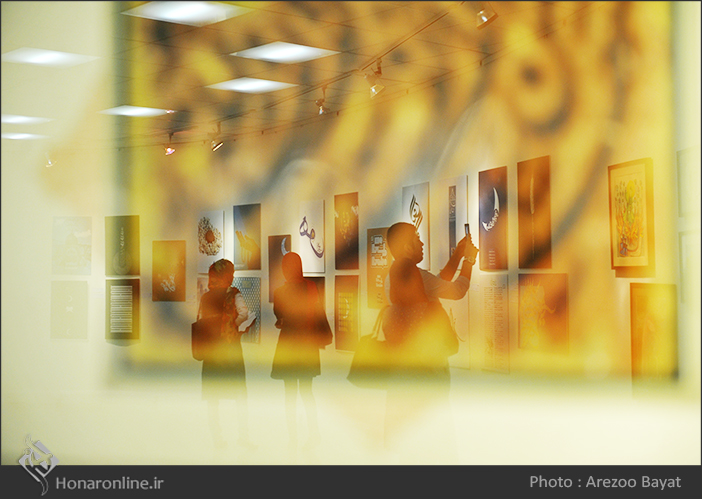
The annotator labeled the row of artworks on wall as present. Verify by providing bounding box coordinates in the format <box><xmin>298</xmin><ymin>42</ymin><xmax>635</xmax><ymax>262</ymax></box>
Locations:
<box><xmin>48</xmin><ymin>156</ymin><xmax>677</xmax><ymax>377</ymax></box>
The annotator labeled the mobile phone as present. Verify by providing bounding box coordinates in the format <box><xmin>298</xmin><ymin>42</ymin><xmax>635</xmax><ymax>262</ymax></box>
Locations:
<box><xmin>464</xmin><ymin>223</ymin><xmax>470</xmax><ymax>236</ymax></box>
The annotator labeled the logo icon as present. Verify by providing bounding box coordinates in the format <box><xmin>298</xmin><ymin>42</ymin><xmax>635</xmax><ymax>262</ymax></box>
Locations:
<box><xmin>19</xmin><ymin>435</ymin><xmax>59</xmax><ymax>496</ymax></box>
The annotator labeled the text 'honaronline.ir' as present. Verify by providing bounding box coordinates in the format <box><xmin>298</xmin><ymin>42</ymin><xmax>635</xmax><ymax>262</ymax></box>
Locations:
<box><xmin>55</xmin><ymin>477</ymin><xmax>164</xmax><ymax>491</ymax></box>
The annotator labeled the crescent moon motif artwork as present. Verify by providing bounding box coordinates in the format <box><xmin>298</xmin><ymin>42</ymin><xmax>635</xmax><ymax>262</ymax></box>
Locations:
<box><xmin>482</xmin><ymin>187</ymin><xmax>501</xmax><ymax>232</ymax></box>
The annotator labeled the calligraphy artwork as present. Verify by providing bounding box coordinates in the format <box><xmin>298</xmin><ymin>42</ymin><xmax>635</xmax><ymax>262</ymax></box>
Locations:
<box><xmin>105</xmin><ymin>215</ymin><xmax>139</xmax><ymax>276</ymax></box>
<box><xmin>197</xmin><ymin>210</ymin><xmax>224</xmax><ymax>274</ymax></box>
<box><xmin>52</xmin><ymin>216</ymin><xmax>91</xmax><ymax>275</ymax></box>
<box><xmin>105</xmin><ymin>278</ymin><xmax>139</xmax><ymax>340</ymax></box>
<box><xmin>152</xmin><ymin>240</ymin><xmax>186</xmax><ymax>302</ymax></box>
<box><xmin>268</xmin><ymin>234</ymin><xmax>291</xmax><ymax>302</ymax></box>
<box><xmin>434</xmin><ymin>175</ymin><xmax>468</xmax><ymax>263</ymax></box>
<box><xmin>402</xmin><ymin>182</ymin><xmax>430</xmax><ymax>269</ymax></box>
<box><xmin>518</xmin><ymin>273</ymin><xmax>568</xmax><ymax>351</ymax></box>
<box><xmin>50</xmin><ymin>280</ymin><xmax>88</xmax><ymax>339</ymax></box>
<box><xmin>518</xmin><ymin>156</ymin><xmax>552</xmax><ymax>269</ymax></box>
<box><xmin>366</xmin><ymin>227</ymin><xmax>392</xmax><ymax>309</ymax></box>
<box><xmin>335</xmin><ymin>275</ymin><xmax>358</xmax><ymax>351</ymax></box>
<box><xmin>334</xmin><ymin>192</ymin><xmax>359</xmax><ymax>270</ymax></box>
<box><xmin>233</xmin><ymin>203</ymin><xmax>261</xmax><ymax>270</ymax></box>
<box><xmin>233</xmin><ymin>276</ymin><xmax>261</xmax><ymax>344</ymax></box>
<box><xmin>630</xmin><ymin>283</ymin><xmax>677</xmax><ymax>378</ymax></box>
<box><xmin>299</xmin><ymin>199</ymin><xmax>325</xmax><ymax>273</ymax></box>
<box><xmin>479</xmin><ymin>167</ymin><xmax>508</xmax><ymax>270</ymax></box>
<box><xmin>608</xmin><ymin>158</ymin><xmax>655</xmax><ymax>273</ymax></box>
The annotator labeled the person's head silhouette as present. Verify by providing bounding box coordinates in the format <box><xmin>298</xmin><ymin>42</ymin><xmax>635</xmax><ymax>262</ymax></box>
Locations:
<box><xmin>282</xmin><ymin>252</ymin><xmax>304</xmax><ymax>283</ymax></box>
<box><xmin>208</xmin><ymin>259</ymin><xmax>234</xmax><ymax>289</ymax></box>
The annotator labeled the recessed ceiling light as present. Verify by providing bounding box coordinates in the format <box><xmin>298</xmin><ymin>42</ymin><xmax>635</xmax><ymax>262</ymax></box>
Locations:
<box><xmin>232</xmin><ymin>42</ymin><xmax>339</xmax><ymax>64</ymax></box>
<box><xmin>99</xmin><ymin>105</ymin><xmax>174</xmax><ymax>117</ymax></box>
<box><xmin>121</xmin><ymin>1</ymin><xmax>252</xmax><ymax>27</ymax></box>
<box><xmin>1</xmin><ymin>48</ymin><xmax>98</xmax><ymax>68</ymax></box>
<box><xmin>1</xmin><ymin>114</ymin><xmax>53</xmax><ymax>124</ymax></box>
<box><xmin>206</xmin><ymin>77</ymin><xmax>298</xmax><ymax>93</ymax></box>
<box><xmin>2</xmin><ymin>132</ymin><xmax>48</xmax><ymax>140</ymax></box>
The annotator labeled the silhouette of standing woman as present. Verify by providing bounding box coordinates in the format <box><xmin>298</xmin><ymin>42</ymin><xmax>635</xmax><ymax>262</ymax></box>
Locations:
<box><xmin>198</xmin><ymin>259</ymin><xmax>253</xmax><ymax>449</ymax></box>
<box><xmin>271</xmin><ymin>252</ymin><xmax>327</xmax><ymax>453</ymax></box>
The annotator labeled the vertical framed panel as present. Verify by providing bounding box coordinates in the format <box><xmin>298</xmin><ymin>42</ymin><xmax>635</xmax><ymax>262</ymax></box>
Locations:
<box><xmin>335</xmin><ymin>275</ymin><xmax>359</xmax><ymax>351</ymax></box>
<box><xmin>334</xmin><ymin>192</ymin><xmax>359</xmax><ymax>270</ymax></box>
<box><xmin>518</xmin><ymin>156</ymin><xmax>552</xmax><ymax>269</ymax></box>
<box><xmin>106</xmin><ymin>278</ymin><xmax>140</xmax><ymax>340</ymax></box>
<box><xmin>479</xmin><ymin>167</ymin><xmax>508</xmax><ymax>270</ymax></box>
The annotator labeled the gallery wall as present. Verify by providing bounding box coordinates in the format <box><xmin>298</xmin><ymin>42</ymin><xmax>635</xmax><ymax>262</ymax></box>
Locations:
<box><xmin>1</xmin><ymin>1</ymin><xmax>700</xmax><ymax>465</ymax></box>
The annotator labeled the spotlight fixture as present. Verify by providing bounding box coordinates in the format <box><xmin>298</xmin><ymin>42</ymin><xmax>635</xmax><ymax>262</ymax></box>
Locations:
<box><xmin>165</xmin><ymin>133</ymin><xmax>176</xmax><ymax>155</ymax></box>
<box><xmin>364</xmin><ymin>60</ymin><xmax>385</xmax><ymax>99</ymax></box>
<box><xmin>476</xmin><ymin>2</ymin><xmax>498</xmax><ymax>29</ymax></box>
<box><xmin>315</xmin><ymin>86</ymin><xmax>330</xmax><ymax>115</ymax></box>
<box><xmin>45</xmin><ymin>152</ymin><xmax>55</xmax><ymax>168</ymax></box>
<box><xmin>210</xmin><ymin>122</ymin><xmax>223</xmax><ymax>151</ymax></box>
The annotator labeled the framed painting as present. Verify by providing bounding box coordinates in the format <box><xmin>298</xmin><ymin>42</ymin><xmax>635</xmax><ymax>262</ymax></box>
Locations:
<box><xmin>105</xmin><ymin>215</ymin><xmax>140</xmax><ymax>277</ymax></box>
<box><xmin>607</xmin><ymin>158</ymin><xmax>654</xmax><ymax>271</ymax></box>
<box><xmin>299</xmin><ymin>200</ymin><xmax>325</xmax><ymax>273</ymax></box>
<box><xmin>518</xmin><ymin>273</ymin><xmax>568</xmax><ymax>351</ymax></box>
<box><xmin>52</xmin><ymin>216</ymin><xmax>92</xmax><ymax>275</ymax></box>
<box><xmin>518</xmin><ymin>156</ymin><xmax>552</xmax><ymax>269</ymax></box>
<box><xmin>233</xmin><ymin>276</ymin><xmax>261</xmax><ymax>344</ymax></box>
<box><xmin>334</xmin><ymin>192</ymin><xmax>359</xmax><ymax>270</ymax></box>
<box><xmin>367</xmin><ymin>227</ymin><xmax>392</xmax><ymax>309</ymax></box>
<box><xmin>51</xmin><ymin>280</ymin><xmax>88</xmax><ymax>339</ymax></box>
<box><xmin>630</xmin><ymin>283</ymin><xmax>677</xmax><ymax>379</ymax></box>
<box><xmin>106</xmin><ymin>278</ymin><xmax>140</xmax><ymax>340</ymax></box>
<box><xmin>335</xmin><ymin>275</ymin><xmax>359</xmax><ymax>352</ymax></box>
<box><xmin>233</xmin><ymin>203</ymin><xmax>261</xmax><ymax>270</ymax></box>
<box><xmin>268</xmin><ymin>234</ymin><xmax>291</xmax><ymax>302</ymax></box>
<box><xmin>152</xmin><ymin>240</ymin><xmax>186</xmax><ymax>302</ymax></box>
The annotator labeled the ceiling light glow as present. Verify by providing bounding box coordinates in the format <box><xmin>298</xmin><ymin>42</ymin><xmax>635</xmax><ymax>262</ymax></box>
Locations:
<box><xmin>99</xmin><ymin>106</ymin><xmax>172</xmax><ymax>117</ymax></box>
<box><xmin>206</xmin><ymin>78</ymin><xmax>297</xmax><ymax>93</ymax></box>
<box><xmin>1</xmin><ymin>114</ymin><xmax>53</xmax><ymax>124</ymax></box>
<box><xmin>1</xmin><ymin>132</ymin><xmax>47</xmax><ymax>140</ymax></box>
<box><xmin>121</xmin><ymin>1</ymin><xmax>251</xmax><ymax>26</ymax></box>
<box><xmin>232</xmin><ymin>42</ymin><xmax>339</xmax><ymax>63</ymax></box>
<box><xmin>1</xmin><ymin>48</ymin><xmax>99</xmax><ymax>68</ymax></box>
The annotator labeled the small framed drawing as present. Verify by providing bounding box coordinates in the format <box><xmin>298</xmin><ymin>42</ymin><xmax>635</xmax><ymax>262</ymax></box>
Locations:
<box><xmin>607</xmin><ymin>158</ymin><xmax>655</xmax><ymax>273</ymax></box>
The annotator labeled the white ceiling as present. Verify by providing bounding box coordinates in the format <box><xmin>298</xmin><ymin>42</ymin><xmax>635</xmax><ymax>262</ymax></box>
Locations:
<box><xmin>2</xmin><ymin>1</ymin><xmax>596</xmax><ymax>149</ymax></box>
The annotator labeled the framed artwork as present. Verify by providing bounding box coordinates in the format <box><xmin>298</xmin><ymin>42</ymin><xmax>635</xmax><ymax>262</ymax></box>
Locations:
<box><xmin>197</xmin><ymin>210</ymin><xmax>225</xmax><ymax>274</ymax></box>
<box><xmin>334</xmin><ymin>192</ymin><xmax>359</xmax><ymax>270</ymax></box>
<box><xmin>306</xmin><ymin>276</ymin><xmax>326</xmax><ymax>313</ymax></box>
<box><xmin>106</xmin><ymin>278</ymin><xmax>140</xmax><ymax>340</ymax></box>
<box><xmin>367</xmin><ymin>227</ymin><xmax>392</xmax><ymax>309</ymax></box>
<box><xmin>679</xmin><ymin>230</ymin><xmax>700</xmax><ymax>303</ymax></box>
<box><xmin>196</xmin><ymin>276</ymin><xmax>209</xmax><ymax>304</ymax></box>
<box><xmin>434</xmin><ymin>176</ymin><xmax>469</xmax><ymax>262</ymax></box>
<box><xmin>51</xmin><ymin>280</ymin><xmax>88</xmax><ymax>339</ymax></box>
<box><xmin>105</xmin><ymin>215</ymin><xmax>140</xmax><ymax>276</ymax></box>
<box><xmin>299</xmin><ymin>200</ymin><xmax>325</xmax><ymax>273</ymax></box>
<box><xmin>268</xmin><ymin>234</ymin><xmax>291</xmax><ymax>302</ymax></box>
<box><xmin>233</xmin><ymin>203</ymin><xmax>261</xmax><ymax>270</ymax></box>
<box><xmin>335</xmin><ymin>275</ymin><xmax>359</xmax><ymax>351</ymax></box>
<box><xmin>402</xmin><ymin>182</ymin><xmax>430</xmax><ymax>270</ymax></box>
<box><xmin>518</xmin><ymin>273</ymin><xmax>568</xmax><ymax>351</ymax></box>
<box><xmin>630</xmin><ymin>283</ymin><xmax>677</xmax><ymax>379</ymax></box>
<box><xmin>518</xmin><ymin>156</ymin><xmax>552</xmax><ymax>269</ymax></box>
<box><xmin>152</xmin><ymin>240</ymin><xmax>186</xmax><ymax>302</ymax></box>
<box><xmin>482</xmin><ymin>274</ymin><xmax>509</xmax><ymax>373</ymax></box>
<box><xmin>233</xmin><ymin>276</ymin><xmax>261</xmax><ymax>344</ymax></box>
<box><xmin>52</xmin><ymin>216</ymin><xmax>92</xmax><ymax>275</ymax></box>
<box><xmin>607</xmin><ymin>158</ymin><xmax>655</xmax><ymax>271</ymax></box>
<box><xmin>479</xmin><ymin>167</ymin><xmax>508</xmax><ymax>270</ymax></box>
<box><xmin>677</xmin><ymin>145</ymin><xmax>701</xmax><ymax>218</ymax></box>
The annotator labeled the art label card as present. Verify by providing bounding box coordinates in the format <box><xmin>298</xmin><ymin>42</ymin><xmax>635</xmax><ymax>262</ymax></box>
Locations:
<box><xmin>51</xmin><ymin>280</ymin><xmax>88</xmax><ymax>339</ymax></box>
<box><xmin>367</xmin><ymin>227</ymin><xmax>392</xmax><ymax>309</ymax></box>
<box><xmin>518</xmin><ymin>273</ymin><xmax>568</xmax><ymax>351</ymax></box>
<box><xmin>52</xmin><ymin>216</ymin><xmax>92</xmax><ymax>275</ymax></box>
<box><xmin>105</xmin><ymin>215</ymin><xmax>140</xmax><ymax>276</ymax></box>
<box><xmin>630</xmin><ymin>283</ymin><xmax>678</xmax><ymax>378</ymax></box>
<box><xmin>268</xmin><ymin>234</ymin><xmax>291</xmax><ymax>302</ymax></box>
<box><xmin>152</xmin><ymin>240</ymin><xmax>186</xmax><ymax>302</ymax></box>
<box><xmin>334</xmin><ymin>192</ymin><xmax>359</xmax><ymax>270</ymax></box>
<box><xmin>479</xmin><ymin>167</ymin><xmax>508</xmax><ymax>270</ymax></box>
<box><xmin>234</xmin><ymin>276</ymin><xmax>261</xmax><ymax>344</ymax></box>
<box><xmin>482</xmin><ymin>274</ymin><xmax>509</xmax><ymax>373</ymax></box>
<box><xmin>106</xmin><ymin>278</ymin><xmax>140</xmax><ymax>340</ymax></box>
<box><xmin>335</xmin><ymin>275</ymin><xmax>359</xmax><ymax>351</ymax></box>
<box><xmin>233</xmin><ymin>203</ymin><xmax>261</xmax><ymax>270</ymax></box>
<box><xmin>197</xmin><ymin>210</ymin><xmax>225</xmax><ymax>274</ymax></box>
<box><xmin>299</xmin><ymin>200</ymin><xmax>325</xmax><ymax>273</ymax></box>
<box><xmin>402</xmin><ymin>182</ymin><xmax>430</xmax><ymax>270</ymax></box>
<box><xmin>518</xmin><ymin>156</ymin><xmax>552</xmax><ymax>269</ymax></box>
